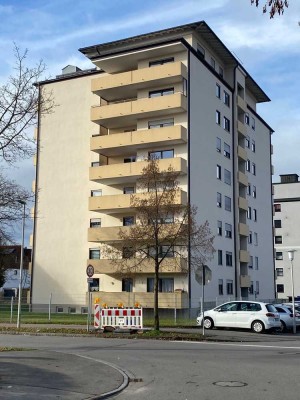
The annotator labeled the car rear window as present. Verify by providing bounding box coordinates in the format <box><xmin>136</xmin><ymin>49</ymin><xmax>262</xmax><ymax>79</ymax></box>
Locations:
<box><xmin>275</xmin><ymin>306</ymin><xmax>286</xmax><ymax>313</ymax></box>
<box><xmin>266</xmin><ymin>304</ymin><xmax>277</xmax><ymax>312</ymax></box>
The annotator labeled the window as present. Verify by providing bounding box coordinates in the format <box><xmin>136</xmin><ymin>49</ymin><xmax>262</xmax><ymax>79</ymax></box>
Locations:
<box><xmin>247</xmin><ymin>184</ymin><xmax>251</xmax><ymax>196</ymax></box>
<box><xmin>149</xmin><ymin>57</ymin><xmax>174</xmax><ymax>66</ymax></box>
<box><xmin>247</xmin><ymin>206</ymin><xmax>252</xmax><ymax>220</ymax></box>
<box><xmin>90</xmin><ymin>218</ymin><xmax>101</xmax><ymax>228</ymax></box>
<box><xmin>89</xmin><ymin>248</ymin><xmax>100</xmax><ymax>259</ymax></box>
<box><xmin>274</xmin><ymin>220</ymin><xmax>282</xmax><ymax>228</ymax></box>
<box><xmin>253</xmin><ymin>209</ymin><xmax>257</xmax><ymax>221</ymax></box>
<box><xmin>216</xmin><ymin>164</ymin><xmax>222</xmax><ymax>180</ymax></box>
<box><xmin>91</xmin><ymin>189</ymin><xmax>102</xmax><ymax>197</ymax></box>
<box><xmin>90</xmin><ymin>278</ymin><xmax>99</xmax><ymax>292</ymax></box>
<box><xmin>277</xmin><ymin>284</ymin><xmax>284</xmax><ymax>293</ymax></box>
<box><xmin>275</xmin><ymin>236</ymin><xmax>282</xmax><ymax>244</ymax></box>
<box><xmin>149</xmin><ymin>88</ymin><xmax>174</xmax><ymax>97</ymax></box>
<box><xmin>225</xmin><ymin>223</ymin><xmax>232</xmax><ymax>238</ymax></box>
<box><xmin>226</xmin><ymin>280</ymin><xmax>233</xmax><ymax>295</ymax></box>
<box><xmin>122</xmin><ymin>247</ymin><xmax>134</xmax><ymax>259</ymax></box>
<box><xmin>252</xmin><ymin>163</ymin><xmax>256</xmax><ymax>175</ymax></box>
<box><xmin>252</xmin><ymin>185</ymin><xmax>256</xmax><ymax>198</ymax></box>
<box><xmin>216</xmin><ymin>110</ymin><xmax>221</xmax><ymax>125</ymax></box>
<box><xmin>254</xmin><ymin>232</ymin><xmax>258</xmax><ymax>246</ymax></box>
<box><xmin>225</xmin><ymin>196</ymin><xmax>231</xmax><ymax>211</ymax></box>
<box><xmin>248</xmin><ymin>231</ymin><xmax>252</xmax><ymax>244</ymax></box>
<box><xmin>223</xmin><ymin>91</ymin><xmax>230</xmax><ymax>107</ymax></box>
<box><xmin>218</xmin><ymin>250</ymin><xmax>223</xmax><ymax>265</ymax></box>
<box><xmin>216</xmin><ymin>84</ymin><xmax>221</xmax><ymax>98</ymax></box>
<box><xmin>123</xmin><ymin>216</ymin><xmax>134</xmax><ymax>226</ymax></box>
<box><xmin>246</xmin><ymin>159</ymin><xmax>251</xmax><ymax>172</ymax></box>
<box><xmin>276</xmin><ymin>251</ymin><xmax>283</xmax><ymax>260</ymax></box>
<box><xmin>124</xmin><ymin>156</ymin><xmax>136</xmax><ymax>163</ymax></box>
<box><xmin>183</xmin><ymin>78</ymin><xmax>187</xmax><ymax>96</ymax></box>
<box><xmin>224</xmin><ymin>143</ymin><xmax>230</xmax><ymax>158</ymax></box>
<box><xmin>251</xmin><ymin>117</ymin><xmax>255</xmax><ymax>130</ymax></box>
<box><xmin>249</xmin><ymin>256</ymin><xmax>253</xmax><ymax>269</ymax></box>
<box><xmin>245</xmin><ymin>112</ymin><xmax>250</xmax><ymax>125</ymax></box>
<box><xmin>216</xmin><ymin>137</ymin><xmax>221</xmax><ymax>152</ymax></box>
<box><xmin>123</xmin><ymin>186</ymin><xmax>135</xmax><ymax>194</ymax></box>
<box><xmin>245</xmin><ymin>136</ymin><xmax>250</xmax><ymax>148</ymax></box>
<box><xmin>274</xmin><ymin>203</ymin><xmax>281</xmax><ymax>212</ymax></box>
<box><xmin>91</xmin><ymin>161</ymin><xmax>100</xmax><ymax>167</ymax></box>
<box><xmin>148</xmin><ymin>245</ymin><xmax>174</xmax><ymax>258</ymax></box>
<box><xmin>224</xmin><ymin>169</ymin><xmax>231</xmax><ymax>185</ymax></box>
<box><xmin>197</xmin><ymin>44</ymin><xmax>205</xmax><ymax>58</ymax></box>
<box><xmin>122</xmin><ymin>278</ymin><xmax>133</xmax><ymax>292</ymax></box>
<box><xmin>211</xmin><ymin>57</ymin><xmax>216</xmax><ymax>69</ymax></box>
<box><xmin>217</xmin><ymin>220</ymin><xmax>222</xmax><ymax>236</ymax></box>
<box><xmin>147</xmin><ymin>277</ymin><xmax>174</xmax><ymax>292</ymax></box>
<box><xmin>255</xmin><ymin>281</ymin><xmax>259</xmax><ymax>295</ymax></box>
<box><xmin>149</xmin><ymin>149</ymin><xmax>174</xmax><ymax>159</ymax></box>
<box><xmin>251</xmin><ymin>140</ymin><xmax>256</xmax><ymax>152</ymax></box>
<box><xmin>223</xmin><ymin>117</ymin><xmax>230</xmax><ymax>132</ymax></box>
<box><xmin>219</xmin><ymin>66</ymin><xmax>224</xmax><ymax>78</ymax></box>
<box><xmin>148</xmin><ymin>118</ymin><xmax>174</xmax><ymax>129</ymax></box>
<box><xmin>218</xmin><ymin>279</ymin><xmax>223</xmax><ymax>295</ymax></box>
<box><xmin>217</xmin><ymin>192</ymin><xmax>222</xmax><ymax>208</ymax></box>
<box><xmin>249</xmin><ymin>281</ymin><xmax>254</xmax><ymax>295</ymax></box>
<box><xmin>226</xmin><ymin>251</ymin><xmax>233</xmax><ymax>266</ymax></box>
<box><xmin>276</xmin><ymin>268</ymin><xmax>284</xmax><ymax>277</ymax></box>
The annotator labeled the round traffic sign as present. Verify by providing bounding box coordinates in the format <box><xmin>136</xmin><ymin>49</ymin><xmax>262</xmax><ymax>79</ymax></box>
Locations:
<box><xmin>86</xmin><ymin>264</ymin><xmax>94</xmax><ymax>278</ymax></box>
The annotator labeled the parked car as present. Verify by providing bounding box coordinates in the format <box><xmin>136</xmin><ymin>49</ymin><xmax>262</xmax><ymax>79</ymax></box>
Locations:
<box><xmin>273</xmin><ymin>304</ymin><xmax>300</xmax><ymax>332</ymax></box>
<box><xmin>196</xmin><ymin>301</ymin><xmax>281</xmax><ymax>333</ymax></box>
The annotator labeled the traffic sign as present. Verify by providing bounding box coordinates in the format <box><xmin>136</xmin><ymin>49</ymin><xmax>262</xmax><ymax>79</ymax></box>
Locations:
<box><xmin>86</xmin><ymin>264</ymin><xmax>94</xmax><ymax>277</ymax></box>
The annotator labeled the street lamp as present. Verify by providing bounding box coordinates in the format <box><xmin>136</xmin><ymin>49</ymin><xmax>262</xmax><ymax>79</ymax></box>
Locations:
<box><xmin>17</xmin><ymin>200</ymin><xmax>26</xmax><ymax>329</ymax></box>
<box><xmin>288</xmin><ymin>250</ymin><xmax>296</xmax><ymax>334</ymax></box>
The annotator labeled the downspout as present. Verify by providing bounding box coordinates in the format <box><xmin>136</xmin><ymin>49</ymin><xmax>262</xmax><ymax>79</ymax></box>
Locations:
<box><xmin>187</xmin><ymin>50</ymin><xmax>191</xmax><ymax>309</ymax></box>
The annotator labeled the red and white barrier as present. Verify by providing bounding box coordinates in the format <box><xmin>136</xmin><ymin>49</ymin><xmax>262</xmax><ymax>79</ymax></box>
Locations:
<box><xmin>99</xmin><ymin>307</ymin><xmax>143</xmax><ymax>330</ymax></box>
<box><xmin>94</xmin><ymin>304</ymin><xmax>101</xmax><ymax>329</ymax></box>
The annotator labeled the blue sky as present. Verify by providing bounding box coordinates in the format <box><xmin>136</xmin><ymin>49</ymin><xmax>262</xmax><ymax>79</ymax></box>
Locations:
<box><xmin>1</xmin><ymin>0</ymin><xmax>300</xmax><ymax>245</ymax></box>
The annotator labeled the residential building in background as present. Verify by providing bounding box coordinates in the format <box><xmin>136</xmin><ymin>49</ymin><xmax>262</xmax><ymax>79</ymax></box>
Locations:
<box><xmin>31</xmin><ymin>21</ymin><xmax>275</xmax><ymax>313</ymax></box>
<box><xmin>273</xmin><ymin>174</ymin><xmax>300</xmax><ymax>301</ymax></box>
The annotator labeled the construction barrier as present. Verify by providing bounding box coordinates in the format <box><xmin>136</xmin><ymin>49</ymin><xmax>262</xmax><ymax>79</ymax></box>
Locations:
<box><xmin>94</xmin><ymin>303</ymin><xmax>101</xmax><ymax>329</ymax></box>
<box><xmin>98</xmin><ymin>307</ymin><xmax>143</xmax><ymax>330</ymax></box>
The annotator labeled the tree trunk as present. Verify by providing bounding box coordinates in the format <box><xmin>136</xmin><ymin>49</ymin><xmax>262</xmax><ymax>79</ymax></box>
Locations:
<box><xmin>154</xmin><ymin>257</ymin><xmax>159</xmax><ymax>331</ymax></box>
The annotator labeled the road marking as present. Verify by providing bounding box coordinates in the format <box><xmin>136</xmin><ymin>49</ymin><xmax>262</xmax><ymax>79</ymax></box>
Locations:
<box><xmin>171</xmin><ymin>341</ymin><xmax>300</xmax><ymax>350</ymax></box>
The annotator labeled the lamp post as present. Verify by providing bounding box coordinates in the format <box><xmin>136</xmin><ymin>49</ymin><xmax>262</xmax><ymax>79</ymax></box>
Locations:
<box><xmin>17</xmin><ymin>200</ymin><xmax>26</xmax><ymax>329</ymax></box>
<box><xmin>288</xmin><ymin>250</ymin><xmax>296</xmax><ymax>334</ymax></box>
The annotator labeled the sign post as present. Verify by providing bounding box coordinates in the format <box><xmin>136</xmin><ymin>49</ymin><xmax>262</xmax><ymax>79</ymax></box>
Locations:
<box><xmin>86</xmin><ymin>265</ymin><xmax>94</xmax><ymax>332</ymax></box>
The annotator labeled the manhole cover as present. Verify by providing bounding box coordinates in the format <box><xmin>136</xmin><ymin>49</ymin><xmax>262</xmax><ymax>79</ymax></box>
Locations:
<box><xmin>214</xmin><ymin>381</ymin><xmax>247</xmax><ymax>387</ymax></box>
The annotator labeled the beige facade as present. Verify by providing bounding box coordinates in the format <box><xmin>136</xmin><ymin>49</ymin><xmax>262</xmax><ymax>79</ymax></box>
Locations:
<box><xmin>31</xmin><ymin>21</ymin><xmax>275</xmax><ymax>312</ymax></box>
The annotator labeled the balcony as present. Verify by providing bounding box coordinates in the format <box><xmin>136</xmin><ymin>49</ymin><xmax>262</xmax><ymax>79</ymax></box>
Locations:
<box><xmin>237</xmin><ymin>95</ymin><xmax>247</xmax><ymax>112</ymax></box>
<box><xmin>238</xmin><ymin>223</ymin><xmax>249</xmax><ymax>237</ymax></box>
<box><xmin>90</xmin><ymin>290</ymin><xmax>189</xmax><ymax>309</ymax></box>
<box><xmin>89</xmin><ymin>189</ymin><xmax>187</xmax><ymax>213</ymax></box>
<box><xmin>88</xmin><ymin>257</ymin><xmax>187</xmax><ymax>274</ymax></box>
<box><xmin>90</xmin><ymin>125</ymin><xmax>187</xmax><ymax>155</ymax></box>
<box><xmin>238</xmin><ymin>197</ymin><xmax>248</xmax><ymax>211</ymax></box>
<box><xmin>92</xmin><ymin>62</ymin><xmax>187</xmax><ymax>101</ymax></box>
<box><xmin>89</xmin><ymin>157</ymin><xmax>187</xmax><ymax>184</ymax></box>
<box><xmin>237</xmin><ymin>171</ymin><xmax>248</xmax><ymax>187</ymax></box>
<box><xmin>91</xmin><ymin>93</ymin><xmax>187</xmax><ymax>129</ymax></box>
<box><xmin>239</xmin><ymin>250</ymin><xmax>250</xmax><ymax>263</ymax></box>
<box><xmin>237</xmin><ymin>120</ymin><xmax>246</xmax><ymax>137</ymax></box>
<box><xmin>240</xmin><ymin>275</ymin><xmax>251</xmax><ymax>288</ymax></box>
<box><xmin>237</xmin><ymin>145</ymin><xmax>247</xmax><ymax>162</ymax></box>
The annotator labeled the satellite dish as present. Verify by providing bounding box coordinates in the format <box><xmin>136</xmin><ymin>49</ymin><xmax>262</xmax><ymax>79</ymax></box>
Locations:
<box><xmin>195</xmin><ymin>265</ymin><xmax>212</xmax><ymax>286</ymax></box>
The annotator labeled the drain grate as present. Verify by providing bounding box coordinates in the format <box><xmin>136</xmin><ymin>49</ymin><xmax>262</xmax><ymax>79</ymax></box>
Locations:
<box><xmin>213</xmin><ymin>381</ymin><xmax>247</xmax><ymax>387</ymax></box>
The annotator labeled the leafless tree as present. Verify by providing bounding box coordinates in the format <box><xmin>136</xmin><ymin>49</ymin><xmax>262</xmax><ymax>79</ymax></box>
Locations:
<box><xmin>0</xmin><ymin>44</ymin><xmax>54</xmax><ymax>163</ymax></box>
<box><xmin>251</xmin><ymin>0</ymin><xmax>289</xmax><ymax>18</ymax></box>
<box><xmin>105</xmin><ymin>159</ymin><xmax>215</xmax><ymax>331</ymax></box>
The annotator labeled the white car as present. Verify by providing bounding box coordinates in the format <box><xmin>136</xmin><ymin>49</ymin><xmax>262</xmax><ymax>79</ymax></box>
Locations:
<box><xmin>197</xmin><ymin>301</ymin><xmax>281</xmax><ymax>333</ymax></box>
<box><xmin>273</xmin><ymin>304</ymin><xmax>300</xmax><ymax>332</ymax></box>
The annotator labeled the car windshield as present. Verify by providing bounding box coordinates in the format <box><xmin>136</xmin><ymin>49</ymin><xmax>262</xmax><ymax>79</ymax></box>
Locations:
<box><xmin>266</xmin><ymin>304</ymin><xmax>277</xmax><ymax>313</ymax></box>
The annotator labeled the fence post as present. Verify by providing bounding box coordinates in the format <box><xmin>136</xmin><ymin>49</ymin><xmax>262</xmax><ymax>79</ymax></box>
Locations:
<box><xmin>48</xmin><ymin>293</ymin><xmax>52</xmax><ymax>321</ymax></box>
<box><xmin>10</xmin><ymin>296</ymin><xmax>14</xmax><ymax>323</ymax></box>
<box><xmin>174</xmin><ymin>292</ymin><xmax>177</xmax><ymax>325</ymax></box>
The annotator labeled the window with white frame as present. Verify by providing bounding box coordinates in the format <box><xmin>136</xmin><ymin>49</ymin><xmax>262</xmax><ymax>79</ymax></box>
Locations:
<box><xmin>218</xmin><ymin>249</ymin><xmax>223</xmax><ymax>265</ymax></box>
<box><xmin>246</xmin><ymin>159</ymin><xmax>251</xmax><ymax>172</ymax></box>
<box><xmin>216</xmin><ymin>110</ymin><xmax>221</xmax><ymax>125</ymax></box>
<box><xmin>254</xmin><ymin>232</ymin><xmax>258</xmax><ymax>246</ymax></box>
<box><xmin>211</xmin><ymin>57</ymin><xmax>216</xmax><ymax>69</ymax></box>
<box><xmin>226</xmin><ymin>279</ymin><xmax>233</xmax><ymax>295</ymax></box>
<box><xmin>223</xmin><ymin>117</ymin><xmax>230</xmax><ymax>132</ymax></box>
<box><xmin>252</xmin><ymin>163</ymin><xmax>256</xmax><ymax>175</ymax></box>
<box><xmin>149</xmin><ymin>88</ymin><xmax>174</xmax><ymax>97</ymax></box>
<box><xmin>224</xmin><ymin>91</ymin><xmax>230</xmax><ymax>107</ymax></box>
<box><xmin>253</xmin><ymin>208</ymin><xmax>257</xmax><ymax>221</ymax></box>
<box><xmin>276</xmin><ymin>268</ymin><xmax>284</xmax><ymax>277</ymax></box>
<box><xmin>197</xmin><ymin>44</ymin><xmax>205</xmax><ymax>58</ymax></box>
<box><xmin>90</xmin><ymin>218</ymin><xmax>101</xmax><ymax>228</ymax></box>
<box><xmin>89</xmin><ymin>248</ymin><xmax>100</xmax><ymax>259</ymax></box>
<box><xmin>216</xmin><ymin>137</ymin><xmax>221</xmax><ymax>152</ymax></box>
<box><xmin>217</xmin><ymin>192</ymin><xmax>222</xmax><ymax>208</ymax></box>
<box><xmin>247</xmin><ymin>206</ymin><xmax>252</xmax><ymax>220</ymax></box>
<box><xmin>148</xmin><ymin>118</ymin><xmax>174</xmax><ymax>129</ymax></box>
<box><xmin>226</xmin><ymin>251</ymin><xmax>233</xmax><ymax>266</ymax></box>
<box><xmin>91</xmin><ymin>189</ymin><xmax>102</xmax><ymax>197</ymax></box>
<box><xmin>225</xmin><ymin>223</ymin><xmax>232</xmax><ymax>238</ymax></box>
<box><xmin>224</xmin><ymin>169</ymin><xmax>231</xmax><ymax>185</ymax></box>
<box><xmin>245</xmin><ymin>136</ymin><xmax>250</xmax><ymax>148</ymax></box>
<box><xmin>217</xmin><ymin>220</ymin><xmax>222</xmax><ymax>236</ymax></box>
<box><xmin>219</xmin><ymin>66</ymin><xmax>224</xmax><ymax>78</ymax></box>
<box><xmin>217</xmin><ymin>165</ymin><xmax>222</xmax><ymax>180</ymax></box>
<box><xmin>255</xmin><ymin>256</ymin><xmax>259</xmax><ymax>270</ymax></box>
<box><xmin>249</xmin><ymin>255</ymin><xmax>253</xmax><ymax>269</ymax></box>
<box><xmin>252</xmin><ymin>185</ymin><xmax>256</xmax><ymax>198</ymax></box>
<box><xmin>251</xmin><ymin>117</ymin><xmax>255</xmax><ymax>130</ymax></box>
<box><xmin>276</xmin><ymin>251</ymin><xmax>283</xmax><ymax>260</ymax></box>
<box><xmin>216</xmin><ymin>83</ymin><xmax>221</xmax><ymax>98</ymax></box>
<box><xmin>245</xmin><ymin>112</ymin><xmax>250</xmax><ymax>125</ymax></box>
<box><xmin>225</xmin><ymin>196</ymin><xmax>231</xmax><ymax>211</ymax></box>
<box><xmin>224</xmin><ymin>142</ymin><xmax>230</xmax><ymax>158</ymax></box>
<box><xmin>218</xmin><ymin>279</ymin><xmax>224</xmax><ymax>295</ymax></box>
<box><xmin>251</xmin><ymin>140</ymin><xmax>256</xmax><ymax>152</ymax></box>
<box><xmin>247</xmin><ymin>183</ymin><xmax>251</xmax><ymax>196</ymax></box>
<box><xmin>248</xmin><ymin>231</ymin><xmax>252</xmax><ymax>244</ymax></box>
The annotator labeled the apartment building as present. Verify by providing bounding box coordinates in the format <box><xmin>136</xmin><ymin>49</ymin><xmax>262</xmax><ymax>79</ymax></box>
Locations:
<box><xmin>274</xmin><ymin>174</ymin><xmax>300</xmax><ymax>300</ymax></box>
<box><xmin>31</xmin><ymin>21</ymin><xmax>275</xmax><ymax>312</ymax></box>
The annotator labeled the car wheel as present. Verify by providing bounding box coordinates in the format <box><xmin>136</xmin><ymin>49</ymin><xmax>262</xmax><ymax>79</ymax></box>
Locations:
<box><xmin>203</xmin><ymin>317</ymin><xmax>214</xmax><ymax>330</ymax></box>
<box><xmin>251</xmin><ymin>320</ymin><xmax>265</xmax><ymax>333</ymax></box>
<box><xmin>279</xmin><ymin>320</ymin><xmax>286</xmax><ymax>333</ymax></box>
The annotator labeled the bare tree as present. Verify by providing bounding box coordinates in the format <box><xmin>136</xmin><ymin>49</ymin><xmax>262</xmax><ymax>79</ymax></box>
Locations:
<box><xmin>251</xmin><ymin>0</ymin><xmax>289</xmax><ymax>18</ymax></box>
<box><xmin>105</xmin><ymin>159</ymin><xmax>215</xmax><ymax>331</ymax></box>
<box><xmin>0</xmin><ymin>44</ymin><xmax>54</xmax><ymax>163</ymax></box>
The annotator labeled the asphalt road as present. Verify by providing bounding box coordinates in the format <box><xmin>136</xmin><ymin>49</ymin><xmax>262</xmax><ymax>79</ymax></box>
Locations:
<box><xmin>1</xmin><ymin>331</ymin><xmax>300</xmax><ymax>399</ymax></box>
